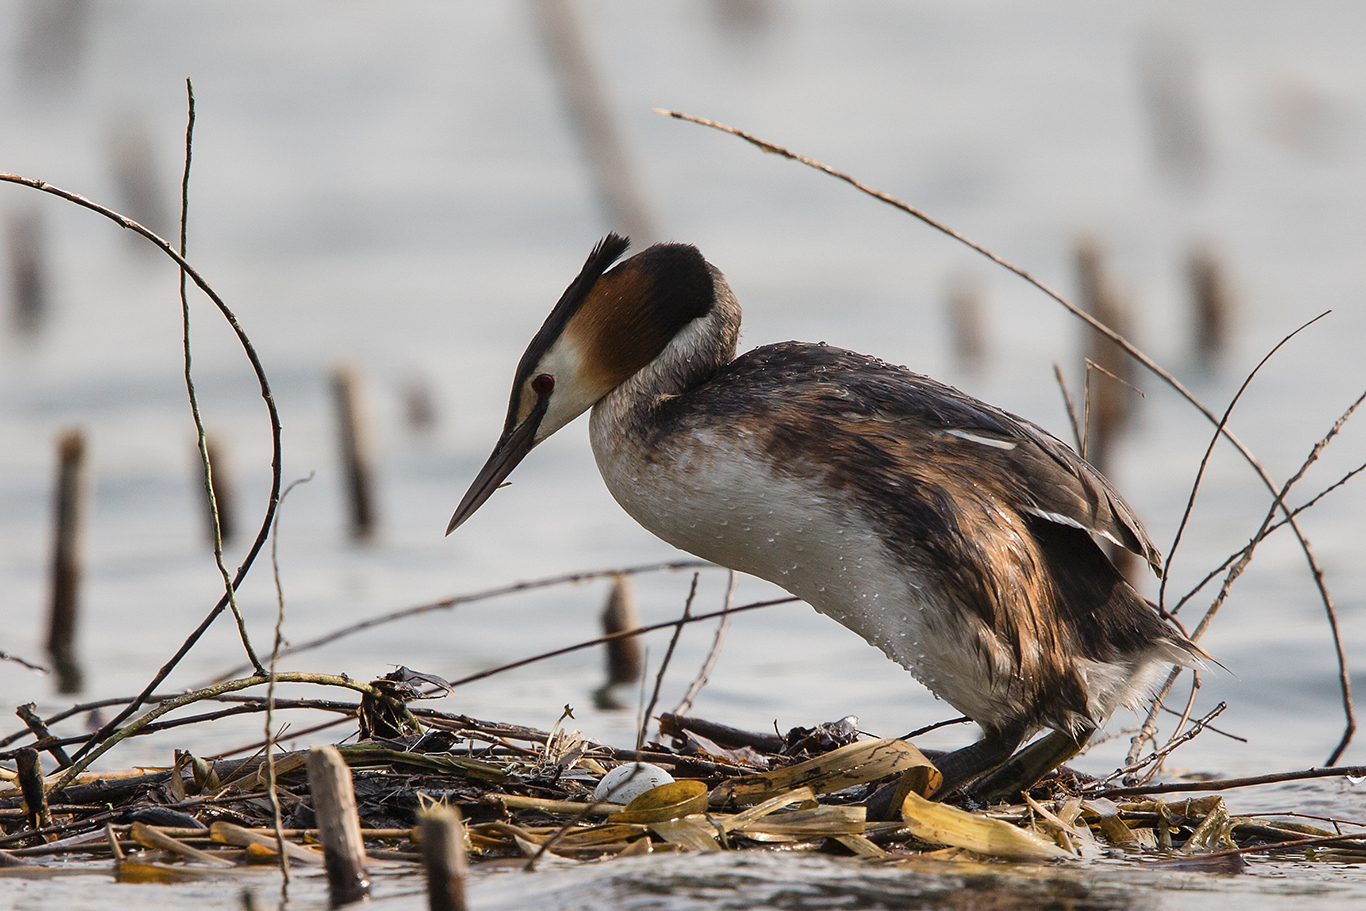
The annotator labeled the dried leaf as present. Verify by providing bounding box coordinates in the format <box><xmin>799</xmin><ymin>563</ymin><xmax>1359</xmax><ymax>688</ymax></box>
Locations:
<box><xmin>715</xmin><ymin>738</ymin><xmax>935</xmax><ymax>806</ymax></box>
<box><xmin>900</xmin><ymin>790</ymin><xmax>1073</xmax><ymax>860</ymax></box>
<box><xmin>612</xmin><ymin>780</ymin><xmax>709</xmax><ymax>824</ymax></box>
<box><xmin>649</xmin><ymin>815</ymin><xmax>722</xmax><ymax>851</ymax></box>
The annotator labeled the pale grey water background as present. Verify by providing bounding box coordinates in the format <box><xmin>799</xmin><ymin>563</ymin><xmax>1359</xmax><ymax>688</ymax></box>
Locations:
<box><xmin>2</xmin><ymin>1</ymin><xmax>1365</xmax><ymax>907</ymax></box>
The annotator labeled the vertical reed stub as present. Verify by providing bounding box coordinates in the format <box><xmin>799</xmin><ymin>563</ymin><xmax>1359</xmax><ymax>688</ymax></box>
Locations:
<box><xmin>306</xmin><ymin>745</ymin><xmax>371</xmax><ymax>907</ymax></box>
<box><xmin>531</xmin><ymin>0</ymin><xmax>657</xmax><ymax>243</ymax></box>
<box><xmin>200</xmin><ymin>433</ymin><xmax>236</xmax><ymax>547</ymax></box>
<box><xmin>946</xmin><ymin>274</ymin><xmax>987</xmax><ymax>372</ymax></box>
<box><xmin>602</xmin><ymin>574</ymin><xmax>643</xmax><ymax>687</ymax></box>
<box><xmin>6</xmin><ymin>208</ymin><xmax>47</xmax><ymax>336</ymax></box>
<box><xmin>48</xmin><ymin>429</ymin><xmax>86</xmax><ymax>694</ymax></box>
<box><xmin>1189</xmin><ymin>244</ymin><xmax>1232</xmax><ymax>366</ymax></box>
<box><xmin>16</xmin><ymin>748</ymin><xmax>52</xmax><ymax>835</ymax></box>
<box><xmin>419</xmin><ymin>806</ymin><xmax>468</xmax><ymax>911</ymax></box>
<box><xmin>1075</xmin><ymin>239</ymin><xmax>1133</xmax><ymax>477</ymax></box>
<box><xmin>332</xmin><ymin>365</ymin><xmax>377</xmax><ymax>541</ymax></box>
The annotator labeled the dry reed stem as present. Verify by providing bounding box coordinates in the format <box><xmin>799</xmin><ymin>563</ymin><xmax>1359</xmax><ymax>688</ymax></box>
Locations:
<box><xmin>656</xmin><ymin>108</ymin><xmax>1355</xmax><ymax>765</ymax></box>
<box><xmin>673</xmin><ymin>569</ymin><xmax>737</xmax><ymax>716</ymax></box>
<box><xmin>177</xmin><ymin>80</ymin><xmax>264</xmax><ymax>677</ymax></box>
<box><xmin>638</xmin><ymin>573</ymin><xmax>700</xmax><ymax>753</ymax></box>
<box><xmin>265</xmin><ymin>474</ymin><xmax>312</xmax><ymax>884</ymax></box>
<box><xmin>208</xmin><ymin>559</ymin><xmax>711</xmax><ymax>682</ymax></box>
<box><xmin>439</xmin><ymin>595</ymin><xmax>792</xmax><ymax>696</ymax></box>
<box><xmin>1052</xmin><ymin>363</ymin><xmax>1084</xmax><ymax>455</ymax></box>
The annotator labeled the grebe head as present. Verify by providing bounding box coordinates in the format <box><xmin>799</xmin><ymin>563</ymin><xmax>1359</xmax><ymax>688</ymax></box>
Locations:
<box><xmin>447</xmin><ymin>234</ymin><xmax>720</xmax><ymax>533</ymax></box>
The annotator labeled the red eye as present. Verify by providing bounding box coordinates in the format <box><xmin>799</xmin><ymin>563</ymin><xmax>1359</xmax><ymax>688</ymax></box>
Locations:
<box><xmin>531</xmin><ymin>373</ymin><xmax>555</xmax><ymax>395</ymax></box>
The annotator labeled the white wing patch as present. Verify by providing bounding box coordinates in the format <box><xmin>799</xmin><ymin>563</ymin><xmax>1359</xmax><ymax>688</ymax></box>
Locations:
<box><xmin>946</xmin><ymin>429</ymin><xmax>1018</xmax><ymax>450</ymax></box>
<box><xmin>1024</xmin><ymin>507</ymin><xmax>1126</xmax><ymax>549</ymax></box>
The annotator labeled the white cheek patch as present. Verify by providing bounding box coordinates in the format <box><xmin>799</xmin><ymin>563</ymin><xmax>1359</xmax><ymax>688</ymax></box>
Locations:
<box><xmin>530</xmin><ymin>334</ymin><xmax>604</xmax><ymax>442</ymax></box>
<box><xmin>946</xmin><ymin>429</ymin><xmax>1018</xmax><ymax>450</ymax></box>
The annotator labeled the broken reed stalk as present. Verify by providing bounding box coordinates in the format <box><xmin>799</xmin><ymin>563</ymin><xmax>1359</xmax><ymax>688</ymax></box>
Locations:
<box><xmin>1075</xmin><ymin>238</ymin><xmax>1132</xmax><ymax>476</ymax></box>
<box><xmin>178</xmin><ymin>79</ymin><xmax>265</xmax><ymax>679</ymax></box>
<box><xmin>1052</xmin><ymin>363</ymin><xmax>1084</xmax><ymax>455</ymax></box>
<box><xmin>419</xmin><ymin>806</ymin><xmax>468</xmax><ymax>911</ymax></box>
<box><xmin>209</xmin><ymin>560</ymin><xmax>710</xmax><ymax>682</ymax></box>
<box><xmin>332</xmin><ymin>364</ymin><xmax>378</xmax><ymax>541</ymax></box>
<box><xmin>532</xmin><ymin>0</ymin><xmax>656</xmax><ymax>243</ymax></box>
<box><xmin>601</xmin><ymin>574</ymin><xmax>643</xmax><ymax>686</ymax></box>
<box><xmin>6</xmin><ymin>207</ymin><xmax>46</xmax><ymax>335</ymax></box>
<box><xmin>656</xmin><ymin>108</ymin><xmax>1355</xmax><ymax>762</ymax></box>
<box><xmin>15</xmin><ymin>704</ymin><xmax>70</xmax><ymax>769</ymax></box>
<box><xmin>265</xmin><ymin>475</ymin><xmax>312</xmax><ymax>883</ymax></box>
<box><xmin>673</xmin><ymin>569</ymin><xmax>737</xmax><ymax>716</ymax></box>
<box><xmin>307</xmin><ymin>745</ymin><xmax>372</xmax><ymax>907</ymax></box>
<box><xmin>202</xmin><ymin>434</ymin><xmax>236</xmax><ymax>547</ymax></box>
<box><xmin>15</xmin><ymin>748</ymin><xmax>52</xmax><ymax>835</ymax></box>
<box><xmin>1189</xmin><ymin>243</ymin><xmax>1231</xmax><ymax>364</ymax></box>
<box><xmin>637</xmin><ymin>573</ymin><xmax>699</xmax><ymax>753</ymax></box>
<box><xmin>47</xmin><ymin>429</ymin><xmax>86</xmax><ymax>694</ymax></box>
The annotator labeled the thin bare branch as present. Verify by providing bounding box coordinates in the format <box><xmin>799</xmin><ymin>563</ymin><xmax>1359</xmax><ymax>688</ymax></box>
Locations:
<box><xmin>673</xmin><ymin>570</ymin><xmax>737</xmax><ymax>716</ymax></box>
<box><xmin>638</xmin><ymin>574</ymin><xmax>699</xmax><ymax>753</ymax></box>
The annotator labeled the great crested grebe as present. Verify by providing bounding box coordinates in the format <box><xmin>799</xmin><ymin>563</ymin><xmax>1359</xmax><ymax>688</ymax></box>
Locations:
<box><xmin>449</xmin><ymin>235</ymin><xmax>1205</xmax><ymax>799</ymax></box>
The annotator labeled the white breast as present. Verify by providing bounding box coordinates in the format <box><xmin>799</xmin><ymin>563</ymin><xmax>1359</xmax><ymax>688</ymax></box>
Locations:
<box><xmin>588</xmin><ymin>408</ymin><xmax>1019</xmax><ymax>727</ymax></box>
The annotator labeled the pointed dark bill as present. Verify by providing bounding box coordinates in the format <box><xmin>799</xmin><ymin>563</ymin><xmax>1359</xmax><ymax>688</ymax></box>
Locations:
<box><xmin>446</xmin><ymin>399</ymin><xmax>547</xmax><ymax>535</ymax></box>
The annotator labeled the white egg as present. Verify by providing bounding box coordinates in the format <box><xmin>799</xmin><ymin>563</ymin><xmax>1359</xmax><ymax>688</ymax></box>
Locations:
<box><xmin>593</xmin><ymin>762</ymin><xmax>674</xmax><ymax>804</ymax></box>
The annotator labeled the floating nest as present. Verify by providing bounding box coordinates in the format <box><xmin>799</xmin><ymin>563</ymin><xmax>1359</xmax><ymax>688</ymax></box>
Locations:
<box><xmin>2</xmin><ymin>682</ymin><xmax>1362</xmax><ymax>882</ymax></box>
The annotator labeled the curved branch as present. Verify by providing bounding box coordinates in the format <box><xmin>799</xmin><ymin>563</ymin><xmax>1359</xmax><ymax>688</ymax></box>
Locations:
<box><xmin>0</xmin><ymin>170</ymin><xmax>284</xmax><ymax>761</ymax></box>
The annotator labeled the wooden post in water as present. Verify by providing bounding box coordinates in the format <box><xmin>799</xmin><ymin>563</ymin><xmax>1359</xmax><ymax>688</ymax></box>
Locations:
<box><xmin>531</xmin><ymin>0</ymin><xmax>657</xmax><ymax>242</ymax></box>
<box><xmin>198</xmin><ymin>433</ymin><xmax>236</xmax><ymax>547</ymax></box>
<box><xmin>48</xmin><ymin>429</ymin><xmax>86</xmax><ymax>694</ymax></box>
<box><xmin>419</xmin><ymin>806</ymin><xmax>468</xmax><ymax>911</ymax></box>
<box><xmin>332</xmin><ymin>365</ymin><xmax>377</xmax><ymax>542</ymax></box>
<box><xmin>1189</xmin><ymin>244</ymin><xmax>1232</xmax><ymax>367</ymax></box>
<box><xmin>1074</xmin><ymin>238</ymin><xmax>1133</xmax><ymax>478</ymax></box>
<box><xmin>602</xmin><ymin>574</ymin><xmax>643</xmax><ymax>687</ymax></box>
<box><xmin>6</xmin><ymin>208</ymin><xmax>47</xmax><ymax>336</ymax></box>
<box><xmin>946</xmin><ymin>273</ymin><xmax>987</xmax><ymax>372</ymax></box>
<box><xmin>16</xmin><ymin>748</ymin><xmax>53</xmax><ymax>835</ymax></box>
<box><xmin>306</xmin><ymin>745</ymin><xmax>371</xmax><ymax>907</ymax></box>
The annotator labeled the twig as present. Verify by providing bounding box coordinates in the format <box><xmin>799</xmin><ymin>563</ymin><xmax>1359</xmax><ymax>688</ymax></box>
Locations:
<box><xmin>46</xmin><ymin>673</ymin><xmax>404</xmax><ymax>797</ymax></box>
<box><xmin>446</xmin><ymin>596</ymin><xmax>796</xmax><ymax>692</ymax></box>
<box><xmin>0</xmin><ymin>651</ymin><xmax>47</xmax><ymax>674</ymax></box>
<box><xmin>1052</xmin><ymin>363</ymin><xmax>1083</xmax><ymax>455</ymax></box>
<box><xmin>266</xmin><ymin>474</ymin><xmax>311</xmax><ymax>884</ymax></box>
<box><xmin>1159</xmin><ymin>312</ymin><xmax>1327</xmax><ymax>612</ymax></box>
<box><xmin>179</xmin><ymin>78</ymin><xmax>264</xmax><ymax>676</ymax></box>
<box><xmin>208</xmin><ymin>560</ymin><xmax>711</xmax><ymax>682</ymax></box>
<box><xmin>638</xmin><ymin>574</ymin><xmax>699</xmax><ymax>753</ymax></box>
<box><xmin>673</xmin><ymin>570</ymin><xmax>737</xmax><ymax>716</ymax></box>
<box><xmin>1099</xmin><ymin>702</ymin><xmax>1226</xmax><ymax>787</ymax></box>
<box><xmin>1094</xmin><ymin>764</ymin><xmax>1366</xmax><ymax>799</ymax></box>
<box><xmin>657</xmin><ymin>109</ymin><xmax>1353</xmax><ymax>761</ymax></box>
